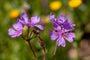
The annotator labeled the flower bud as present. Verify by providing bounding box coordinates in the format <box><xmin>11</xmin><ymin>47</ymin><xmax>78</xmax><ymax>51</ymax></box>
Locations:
<box><xmin>33</xmin><ymin>30</ymin><xmax>40</xmax><ymax>36</ymax></box>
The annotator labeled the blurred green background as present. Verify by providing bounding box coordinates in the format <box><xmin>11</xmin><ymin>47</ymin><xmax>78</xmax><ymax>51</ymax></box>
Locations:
<box><xmin>0</xmin><ymin>0</ymin><xmax>90</xmax><ymax>60</ymax></box>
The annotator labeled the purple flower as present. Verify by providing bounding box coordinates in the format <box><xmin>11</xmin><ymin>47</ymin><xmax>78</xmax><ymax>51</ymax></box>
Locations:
<box><xmin>49</xmin><ymin>28</ymin><xmax>75</xmax><ymax>47</ymax></box>
<box><xmin>49</xmin><ymin>12</ymin><xmax>75</xmax><ymax>30</ymax></box>
<box><xmin>18</xmin><ymin>12</ymin><xmax>44</xmax><ymax>30</ymax></box>
<box><xmin>28</xmin><ymin>16</ymin><xmax>44</xmax><ymax>30</ymax></box>
<box><xmin>49</xmin><ymin>13</ymin><xmax>76</xmax><ymax>47</ymax></box>
<box><xmin>18</xmin><ymin>12</ymin><xmax>28</xmax><ymax>25</ymax></box>
<box><xmin>49</xmin><ymin>12</ymin><xmax>56</xmax><ymax>22</ymax></box>
<box><xmin>8</xmin><ymin>22</ymin><xmax>24</xmax><ymax>38</ymax></box>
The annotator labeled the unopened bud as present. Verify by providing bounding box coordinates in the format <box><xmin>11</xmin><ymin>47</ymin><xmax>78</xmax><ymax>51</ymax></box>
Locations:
<box><xmin>33</xmin><ymin>30</ymin><xmax>40</xmax><ymax>36</ymax></box>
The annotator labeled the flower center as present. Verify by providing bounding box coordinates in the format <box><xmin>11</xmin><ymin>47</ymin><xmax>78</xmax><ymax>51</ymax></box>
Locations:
<box><xmin>59</xmin><ymin>30</ymin><xmax>64</xmax><ymax>36</ymax></box>
<box><xmin>16</xmin><ymin>30</ymin><xmax>20</xmax><ymax>34</ymax></box>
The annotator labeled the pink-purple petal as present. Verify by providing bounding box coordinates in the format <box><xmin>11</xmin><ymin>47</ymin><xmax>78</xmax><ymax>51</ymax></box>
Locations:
<box><xmin>56</xmin><ymin>37</ymin><xmax>65</xmax><ymax>47</ymax></box>
<box><xmin>53</xmin><ymin>22</ymin><xmax>61</xmax><ymax>31</ymax></box>
<box><xmin>8</xmin><ymin>28</ymin><xmax>23</xmax><ymax>38</ymax></box>
<box><xmin>56</xmin><ymin>37</ymin><xmax>66</xmax><ymax>47</ymax></box>
<box><xmin>11</xmin><ymin>35</ymin><xmax>17</xmax><ymax>38</ymax></box>
<box><xmin>28</xmin><ymin>23</ymin><xmax>35</xmax><ymax>27</ymax></box>
<box><xmin>69</xmin><ymin>33</ymin><xmax>75</xmax><ymax>38</ymax></box>
<box><xmin>61</xmin><ymin>40</ymin><xmax>66</xmax><ymax>47</ymax></box>
<box><xmin>8</xmin><ymin>28</ymin><xmax>16</xmax><ymax>35</ymax></box>
<box><xmin>31</xmin><ymin>16</ymin><xmax>40</xmax><ymax>24</ymax></box>
<box><xmin>13</xmin><ymin>22</ymin><xmax>23</xmax><ymax>30</ymax></box>
<box><xmin>35</xmin><ymin>25</ymin><xmax>44</xmax><ymax>30</ymax></box>
<box><xmin>16</xmin><ymin>30</ymin><xmax>23</xmax><ymax>36</ymax></box>
<box><xmin>20</xmin><ymin>12</ymin><xmax>28</xmax><ymax>24</ymax></box>
<box><xmin>64</xmin><ymin>33</ymin><xmax>75</xmax><ymax>43</ymax></box>
<box><xmin>63</xmin><ymin>20</ymin><xmax>74</xmax><ymax>30</ymax></box>
<box><xmin>49</xmin><ymin>12</ymin><xmax>56</xmax><ymax>22</ymax></box>
<box><xmin>17</xmin><ymin>18</ymin><xmax>25</xmax><ymax>24</ymax></box>
<box><xmin>49</xmin><ymin>30</ymin><xmax>58</xmax><ymax>40</ymax></box>
<box><xmin>58</xmin><ymin>15</ymin><xmax>65</xmax><ymax>20</ymax></box>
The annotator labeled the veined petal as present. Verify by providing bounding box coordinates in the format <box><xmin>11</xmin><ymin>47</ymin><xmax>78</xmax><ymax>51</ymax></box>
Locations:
<box><xmin>57</xmin><ymin>20</ymin><xmax>64</xmax><ymax>25</ymax></box>
<box><xmin>8</xmin><ymin>28</ymin><xmax>17</xmax><ymax>38</ymax></box>
<box><xmin>11</xmin><ymin>35</ymin><xmax>17</xmax><ymax>38</ymax></box>
<box><xmin>56</xmin><ymin>37</ymin><xmax>66</xmax><ymax>47</ymax></box>
<box><xmin>56</xmin><ymin>18</ymin><xmax>66</xmax><ymax>26</ymax></box>
<box><xmin>53</xmin><ymin>22</ymin><xmax>61</xmax><ymax>31</ymax></box>
<box><xmin>17</xmin><ymin>18</ymin><xmax>25</xmax><ymax>24</ymax></box>
<box><xmin>8</xmin><ymin>28</ymin><xmax>16</xmax><ymax>35</ymax></box>
<box><xmin>31</xmin><ymin>16</ymin><xmax>40</xmax><ymax>24</ymax></box>
<box><xmin>61</xmin><ymin>40</ymin><xmax>66</xmax><ymax>47</ymax></box>
<box><xmin>64</xmin><ymin>33</ymin><xmax>75</xmax><ymax>43</ymax></box>
<box><xmin>49</xmin><ymin>30</ymin><xmax>58</xmax><ymax>40</ymax></box>
<box><xmin>69</xmin><ymin>33</ymin><xmax>75</xmax><ymax>38</ymax></box>
<box><xmin>63</xmin><ymin>19</ymin><xmax>74</xmax><ymax>30</ymax></box>
<box><xmin>28</xmin><ymin>20</ymin><xmax>35</xmax><ymax>27</ymax></box>
<box><xmin>35</xmin><ymin>25</ymin><xmax>44</xmax><ymax>30</ymax></box>
<box><xmin>58</xmin><ymin>15</ymin><xmax>65</xmax><ymax>20</ymax></box>
<box><xmin>16</xmin><ymin>30</ymin><xmax>23</xmax><ymax>36</ymax></box>
<box><xmin>20</xmin><ymin>12</ymin><xmax>28</xmax><ymax>24</ymax></box>
<box><xmin>13</xmin><ymin>22</ymin><xmax>23</xmax><ymax>30</ymax></box>
<box><xmin>49</xmin><ymin>12</ymin><xmax>56</xmax><ymax>22</ymax></box>
<box><xmin>8</xmin><ymin>28</ymin><xmax>23</xmax><ymax>38</ymax></box>
<box><xmin>28</xmin><ymin>24</ymin><xmax>35</xmax><ymax>27</ymax></box>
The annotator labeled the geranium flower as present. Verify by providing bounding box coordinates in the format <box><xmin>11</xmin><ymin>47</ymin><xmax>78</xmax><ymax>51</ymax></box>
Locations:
<box><xmin>49</xmin><ymin>13</ymin><xmax>75</xmax><ymax>47</ymax></box>
<box><xmin>18</xmin><ymin>13</ymin><xmax>44</xmax><ymax>30</ymax></box>
<box><xmin>49</xmin><ymin>12</ymin><xmax>75</xmax><ymax>30</ymax></box>
<box><xmin>28</xmin><ymin>16</ymin><xmax>44</xmax><ymax>30</ymax></box>
<box><xmin>8</xmin><ymin>22</ymin><xmax>24</xmax><ymax>38</ymax></box>
<box><xmin>49</xmin><ymin>24</ymin><xmax>75</xmax><ymax>47</ymax></box>
<box><xmin>18</xmin><ymin>12</ymin><xmax>28</xmax><ymax>25</ymax></box>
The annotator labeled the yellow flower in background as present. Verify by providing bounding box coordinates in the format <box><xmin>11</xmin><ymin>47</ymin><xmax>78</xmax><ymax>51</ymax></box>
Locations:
<box><xmin>49</xmin><ymin>1</ymin><xmax>62</xmax><ymax>11</ymax></box>
<box><xmin>68</xmin><ymin>0</ymin><xmax>82</xmax><ymax>8</ymax></box>
<box><xmin>9</xmin><ymin>10</ymin><xmax>19</xmax><ymax>18</ymax></box>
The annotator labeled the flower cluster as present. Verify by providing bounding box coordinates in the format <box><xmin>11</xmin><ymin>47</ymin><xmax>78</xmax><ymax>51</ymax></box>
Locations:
<box><xmin>49</xmin><ymin>12</ymin><xmax>75</xmax><ymax>47</ymax></box>
<box><xmin>8</xmin><ymin>12</ymin><xmax>76</xmax><ymax>60</ymax></box>
<box><xmin>8</xmin><ymin>12</ymin><xmax>43</xmax><ymax>38</ymax></box>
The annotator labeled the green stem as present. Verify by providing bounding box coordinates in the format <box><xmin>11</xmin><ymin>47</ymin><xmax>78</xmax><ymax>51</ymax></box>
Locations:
<box><xmin>53</xmin><ymin>45</ymin><xmax>58</xmax><ymax>60</ymax></box>
<box><xmin>27</xmin><ymin>26</ymin><xmax>30</xmax><ymax>39</ymax></box>
<box><xmin>43</xmin><ymin>46</ymin><xmax>46</xmax><ymax>60</ymax></box>
<box><xmin>27</xmin><ymin>41</ymin><xmax>38</xmax><ymax>60</ymax></box>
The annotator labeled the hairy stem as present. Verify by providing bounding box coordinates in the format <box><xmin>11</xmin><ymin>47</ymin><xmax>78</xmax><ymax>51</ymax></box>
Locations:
<box><xmin>28</xmin><ymin>29</ymin><xmax>35</xmax><ymax>40</ymax></box>
<box><xmin>53</xmin><ymin>45</ymin><xmax>58</xmax><ymax>60</ymax></box>
<box><xmin>22</xmin><ymin>27</ymin><xmax>38</xmax><ymax>60</ymax></box>
<box><xmin>27</xmin><ymin>41</ymin><xmax>38</xmax><ymax>60</ymax></box>
<box><xmin>21</xmin><ymin>35</ymin><xmax>26</xmax><ymax>40</ymax></box>
<box><xmin>39</xmin><ymin>36</ymin><xmax>46</xmax><ymax>60</ymax></box>
<box><xmin>43</xmin><ymin>46</ymin><xmax>46</xmax><ymax>60</ymax></box>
